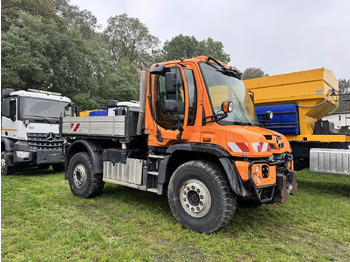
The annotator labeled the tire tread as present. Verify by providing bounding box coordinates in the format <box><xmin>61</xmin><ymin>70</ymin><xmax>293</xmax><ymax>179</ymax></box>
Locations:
<box><xmin>168</xmin><ymin>160</ymin><xmax>236</xmax><ymax>233</ymax></box>
<box><xmin>67</xmin><ymin>152</ymin><xmax>104</xmax><ymax>198</ymax></box>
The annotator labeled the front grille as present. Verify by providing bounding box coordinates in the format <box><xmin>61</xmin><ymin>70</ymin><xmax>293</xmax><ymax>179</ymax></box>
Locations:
<box><xmin>27</xmin><ymin>133</ymin><xmax>63</xmax><ymax>150</ymax></box>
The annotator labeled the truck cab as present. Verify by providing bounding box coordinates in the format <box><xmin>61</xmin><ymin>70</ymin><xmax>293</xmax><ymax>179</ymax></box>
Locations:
<box><xmin>62</xmin><ymin>56</ymin><xmax>297</xmax><ymax>233</ymax></box>
<box><xmin>1</xmin><ymin>89</ymin><xmax>71</xmax><ymax>175</ymax></box>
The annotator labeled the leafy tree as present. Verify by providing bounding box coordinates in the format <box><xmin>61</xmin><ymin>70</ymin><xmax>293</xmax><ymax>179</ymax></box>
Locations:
<box><xmin>53</xmin><ymin>0</ymin><xmax>99</xmax><ymax>37</ymax></box>
<box><xmin>1</xmin><ymin>12</ymin><xmax>53</xmax><ymax>89</ymax></box>
<box><xmin>1</xmin><ymin>12</ymin><xmax>111</xmax><ymax>110</ymax></box>
<box><xmin>198</xmin><ymin>37</ymin><xmax>230</xmax><ymax>63</ymax></box>
<box><xmin>104</xmin><ymin>59</ymin><xmax>140</xmax><ymax>102</ymax></box>
<box><xmin>103</xmin><ymin>13</ymin><xmax>160</xmax><ymax>66</ymax></box>
<box><xmin>335</xmin><ymin>79</ymin><xmax>350</xmax><ymax>113</ymax></box>
<box><xmin>1</xmin><ymin>0</ymin><xmax>62</xmax><ymax>32</ymax></box>
<box><xmin>162</xmin><ymin>34</ymin><xmax>230</xmax><ymax>63</ymax></box>
<box><xmin>241</xmin><ymin>67</ymin><xmax>269</xmax><ymax>80</ymax></box>
<box><xmin>162</xmin><ymin>34</ymin><xmax>199</xmax><ymax>61</ymax></box>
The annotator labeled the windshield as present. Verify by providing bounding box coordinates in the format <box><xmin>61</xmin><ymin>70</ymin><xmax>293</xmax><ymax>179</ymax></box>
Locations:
<box><xmin>20</xmin><ymin>97</ymin><xmax>70</xmax><ymax>120</ymax></box>
<box><xmin>199</xmin><ymin>61</ymin><xmax>258</xmax><ymax>125</ymax></box>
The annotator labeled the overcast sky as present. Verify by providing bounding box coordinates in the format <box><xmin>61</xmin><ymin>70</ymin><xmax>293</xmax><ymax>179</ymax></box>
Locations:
<box><xmin>70</xmin><ymin>0</ymin><xmax>350</xmax><ymax>79</ymax></box>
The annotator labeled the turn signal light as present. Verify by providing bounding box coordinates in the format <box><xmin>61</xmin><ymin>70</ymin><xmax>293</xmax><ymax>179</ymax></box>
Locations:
<box><xmin>221</xmin><ymin>101</ymin><xmax>234</xmax><ymax>113</ymax></box>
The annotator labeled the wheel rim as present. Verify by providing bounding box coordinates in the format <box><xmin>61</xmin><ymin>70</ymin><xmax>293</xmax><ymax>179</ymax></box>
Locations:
<box><xmin>73</xmin><ymin>164</ymin><xmax>87</xmax><ymax>189</ymax></box>
<box><xmin>179</xmin><ymin>179</ymin><xmax>212</xmax><ymax>218</ymax></box>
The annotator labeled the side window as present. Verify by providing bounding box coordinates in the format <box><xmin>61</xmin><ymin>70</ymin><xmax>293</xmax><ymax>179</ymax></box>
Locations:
<box><xmin>151</xmin><ymin>67</ymin><xmax>185</xmax><ymax>130</ymax></box>
<box><xmin>184</xmin><ymin>69</ymin><xmax>197</xmax><ymax>125</ymax></box>
<box><xmin>9</xmin><ymin>98</ymin><xmax>17</xmax><ymax>121</ymax></box>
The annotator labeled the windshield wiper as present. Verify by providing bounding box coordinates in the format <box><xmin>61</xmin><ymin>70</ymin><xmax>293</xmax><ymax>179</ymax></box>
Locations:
<box><xmin>203</xmin><ymin>112</ymin><xmax>228</xmax><ymax>124</ymax></box>
<box><xmin>207</xmin><ymin>56</ymin><xmax>242</xmax><ymax>80</ymax></box>
<box><xmin>217</xmin><ymin>68</ymin><xmax>241</xmax><ymax>79</ymax></box>
<box><xmin>26</xmin><ymin>115</ymin><xmax>58</xmax><ymax>124</ymax></box>
<box><xmin>231</xmin><ymin>121</ymin><xmax>254</xmax><ymax>126</ymax></box>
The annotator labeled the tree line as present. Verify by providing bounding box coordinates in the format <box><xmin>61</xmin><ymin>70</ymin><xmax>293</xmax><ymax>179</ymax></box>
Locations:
<box><xmin>1</xmin><ymin>0</ymin><xmax>348</xmax><ymax>112</ymax></box>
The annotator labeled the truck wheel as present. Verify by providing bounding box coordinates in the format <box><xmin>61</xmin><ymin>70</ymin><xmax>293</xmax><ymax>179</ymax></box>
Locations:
<box><xmin>67</xmin><ymin>152</ymin><xmax>104</xmax><ymax>198</ymax></box>
<box><xmin>168</xmin><ymin>160</ymin><xmax>236</xmax><ymax>234</ymax></box>
<box><xmin>52</xmin><ymin>163</ymin><xmax>65</xmax><ymax>172</ymax></box>
<box><xmin>1</xmin><ymin>151</ymin><xmax>9</xmax><ymax>176</ymax></box>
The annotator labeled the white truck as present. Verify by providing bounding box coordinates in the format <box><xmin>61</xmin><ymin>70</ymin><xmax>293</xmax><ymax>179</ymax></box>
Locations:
<box><xmin>1</xmin><ymin>89</ymin><xmax>71</xmax><ymax>175</ymax></box>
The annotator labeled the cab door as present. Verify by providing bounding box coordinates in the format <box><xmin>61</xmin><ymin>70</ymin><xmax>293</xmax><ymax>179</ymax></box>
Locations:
<box><xmin>1</xmin><ymin>97</ymin><xmax>19</xmax><ymax>139</ymax></box>
<box><xmin>146</xmin><ymin>64</ymin><xmax>198</xmax><ymax>147</ymax></box>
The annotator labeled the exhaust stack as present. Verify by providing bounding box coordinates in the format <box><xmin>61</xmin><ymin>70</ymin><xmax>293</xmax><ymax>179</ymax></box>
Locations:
<box><xmin>137</xmin><ymin>64</ymin><xmax>148</xmax><ymax>135</ymax></box>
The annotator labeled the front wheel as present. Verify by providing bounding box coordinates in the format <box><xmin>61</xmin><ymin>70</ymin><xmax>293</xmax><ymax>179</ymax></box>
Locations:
<box><xmin>168</xmin><ymin>161</ymin><xmax>237</xmax><ymax>234</ymax></box>
<box><xmin>1</xmin><ymin>151</ymin><xmax>10</xmax><ymax>176</ymax></box>
<box><xmin>67</xmin><ymin>152</ymin><xmax>104</xmax><ymax>198</ymax></box>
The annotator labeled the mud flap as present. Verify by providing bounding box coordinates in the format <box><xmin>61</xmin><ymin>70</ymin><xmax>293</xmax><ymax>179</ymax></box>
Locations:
<box><xmin>274</xmin><ymin>171</ymin><xmax>298</xmax><ymax>203</ymax></box>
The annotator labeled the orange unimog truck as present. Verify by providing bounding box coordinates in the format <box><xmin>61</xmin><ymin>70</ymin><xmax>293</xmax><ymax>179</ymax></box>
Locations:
<box><xmin>61</xmin><ymin>56</ymin><xmax>297</xmax><ymax>233</ymax></box>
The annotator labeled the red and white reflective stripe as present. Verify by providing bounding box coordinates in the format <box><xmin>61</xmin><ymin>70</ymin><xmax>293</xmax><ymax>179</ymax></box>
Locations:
<box><xmin>252</xmin><ymin>142</ymin><xmax>271</xmax><ymax>152</ymax></box>
<box><xmin>71</xmin><ymin>123</ymin><xmax>81</xmax><ymax>132</ymax></box>
<box><xmin>228</xmin><ymin>142</ymin><xmax>249</xmax><ymax>153</ymax></box>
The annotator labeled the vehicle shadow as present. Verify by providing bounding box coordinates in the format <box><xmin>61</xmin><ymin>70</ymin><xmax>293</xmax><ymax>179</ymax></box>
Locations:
<box><xmin>298</xmin><ymin>179</ymin><xmax>350</xmax><ymax>198</ymax></box>
<box><xmin>100</xmin><ymin>183</ymin><xmax>273</xmax><ymax>234</ymax></box>
<box><xmin>5</xmin><ymin>167</ymin><xmax>61</xmax><ymax>177</ymax></box>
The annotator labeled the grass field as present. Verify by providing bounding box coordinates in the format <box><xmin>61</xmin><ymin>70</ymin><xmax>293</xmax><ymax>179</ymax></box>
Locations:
<box><xmin>1</xmin><ymin>168</ymin><xmax>350</xmax><ymax>261</ymax></box>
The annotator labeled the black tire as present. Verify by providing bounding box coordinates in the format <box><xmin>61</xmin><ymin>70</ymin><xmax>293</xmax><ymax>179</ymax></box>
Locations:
<box><xmin>1</xmin><ymin>151</ymin><xmax>9</xmax><ymax>176</ymax></box>
<box><xmin>237</xmin><ymin>199</ymin><xmax>262</xmax><ymax>208</ymax></box>
<box><xmin>168</xmin><ymin>160</ymin><xmax>236</xmax><ymax>234</ymax></box>
<box><xmin>52</xmin><ymin>163</ymin><xmax>65</xmax><ymax>172</ymax></box>
<box><xmin>67</xmin><ymin>152</ymin><xmax>104</xmax><ymax>198</ymax></box>
<box><xmin>38</xmin><ymin>164</ymin><xmax>50</xmax><ymax>170</ymax></box>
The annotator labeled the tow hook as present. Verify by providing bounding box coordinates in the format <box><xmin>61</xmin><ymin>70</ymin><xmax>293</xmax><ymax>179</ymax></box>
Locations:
<box><xmin>274</xmin><ymin>171</ymin><xmax>298</xmax><ymax>203</ymax></box>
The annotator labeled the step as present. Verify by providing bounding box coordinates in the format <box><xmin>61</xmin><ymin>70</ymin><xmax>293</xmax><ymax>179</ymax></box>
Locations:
<box><xmin>148</xmin><ymin>171</ymin><xmax>159</xmax><ymax>176</ymax></box>
<box><xmin>147</xmin><ymin>188</ymin><xmax>158</xmax><ymax>193</ymax></box>
<box><xmin>148</xmin><ymin>154</ymin><xmax>165</xmax><ymax>159</ymax></box>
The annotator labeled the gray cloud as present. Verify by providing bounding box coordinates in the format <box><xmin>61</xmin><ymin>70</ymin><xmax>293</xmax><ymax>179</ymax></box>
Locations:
<box><xmin>71</xmin><ymin>0</ymin><xmax>350</xmax><ymax>79</ymax></box>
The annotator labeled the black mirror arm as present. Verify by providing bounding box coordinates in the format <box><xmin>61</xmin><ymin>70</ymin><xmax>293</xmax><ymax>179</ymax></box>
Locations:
<box><xmin>203</xmin><ymin>113</ymin><xmax>228</xmax><ymax>124</ymax></box>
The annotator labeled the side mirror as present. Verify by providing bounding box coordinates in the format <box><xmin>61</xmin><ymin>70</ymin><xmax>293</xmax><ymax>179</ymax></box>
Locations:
<box><xmin>165</xmin><ymin>72</ymin><xmax>177</xmax><ymax>94</ymax></box>
<box><xmin>2</xmin><ymin>88</ymin><xmax>14</xmax><ymax>98</ymax></box>
<box><xmin>150</xmin><ymin>64</ymin><xmax>165</xmax><ymax>74</ymax></box>
<box><xmin>164</xmin><ymin>100</ymin><xmax>178</xmax><ymax>111</ymax></box>
<box><xmin>221</xmin><ymin>101</ymin><xmax>234</xmax><ymax>114</ymax></box>
<box><xmin>1</xmin><ymin>98</ymin><xmax>10</xmax><ymax>117</ymax></box>
<box><xmin>107</xmin><ymin>100</ymin><xmax>119</xmax><ymax>108</ymax></box>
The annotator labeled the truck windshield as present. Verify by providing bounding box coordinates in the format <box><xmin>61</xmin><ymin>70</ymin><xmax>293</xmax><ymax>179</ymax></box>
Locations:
<box><xmin>20</xmin><ymin>97</ymin><xmax>69</xmax><ymax>120</ymax></box>
<box><xmin>199</xmin><ymin>61</ymin><xmax>258</xmax><ymax>125</ymax></box>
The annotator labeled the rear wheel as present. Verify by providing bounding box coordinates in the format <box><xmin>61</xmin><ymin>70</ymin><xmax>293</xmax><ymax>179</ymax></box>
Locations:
<box><xmin>67</xmin><ymin>152</ymin><xmax>104</xmax><ymax>198</ymax></box>
<box><xmin>168</xmin><ymin>160</ymin><xmax>236</xmax><ymax>234</ymax></box>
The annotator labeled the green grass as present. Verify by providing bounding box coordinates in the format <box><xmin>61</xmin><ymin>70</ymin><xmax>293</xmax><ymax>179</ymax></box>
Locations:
<box><xmin>2</xmin><ymin>168</ymin><xmax>350</xmax><ymax>261</ymax></box>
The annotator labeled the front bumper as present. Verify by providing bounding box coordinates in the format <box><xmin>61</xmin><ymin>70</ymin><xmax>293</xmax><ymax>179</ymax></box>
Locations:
<box><xmin>13</xmin><ymin>140</ymin><xmax>64</xmax><ymax>165</ymax></box>
<box><xmin>236</xmin><ymin>154</ymin><xmax>298</xmax><ymax>203</ymax></box>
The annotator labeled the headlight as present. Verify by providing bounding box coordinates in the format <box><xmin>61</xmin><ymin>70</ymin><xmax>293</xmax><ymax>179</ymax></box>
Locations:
<box><xmin>16</xmin><ymin>151</ymin><xmax>29</xmax><ymax>158</ymax></box>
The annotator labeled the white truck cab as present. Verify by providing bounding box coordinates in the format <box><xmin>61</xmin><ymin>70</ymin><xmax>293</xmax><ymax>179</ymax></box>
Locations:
<box><xmin>1</xmin><ymin>89</ymin><xmax>71</xmax><ymax>175</ymax></box>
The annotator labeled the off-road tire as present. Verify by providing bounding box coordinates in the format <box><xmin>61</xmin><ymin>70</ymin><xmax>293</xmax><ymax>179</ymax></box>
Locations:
<box><xmin>52</xmin><ymin>163</ymin><xmax>65</xmax><ymax>172</ymax></box>
<box><xmin>67</xmin><ymin>152</ymin><xmax>104</xmax><ymax>198</ymax></box>
<box><xmin>168</xmin><ymin>160</ymin><xmax>237</xmax><ymax>234</ymax></box>
<box><xmin>1</xmin><ymin>151</ymin><xmax>9</xmax><ymax>176</ymax></box>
